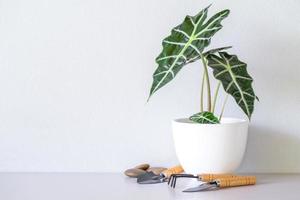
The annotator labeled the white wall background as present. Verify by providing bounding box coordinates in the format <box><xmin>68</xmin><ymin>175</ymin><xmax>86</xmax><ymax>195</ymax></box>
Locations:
<box><xmin>0</xmin><ymin>0</ymin><xmax>299</xmax><ymax>172</ymax></box>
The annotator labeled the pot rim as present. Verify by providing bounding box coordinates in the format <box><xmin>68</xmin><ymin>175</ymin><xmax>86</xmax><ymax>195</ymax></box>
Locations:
<box><xmin>173</xmin><ymin>117</ymin><xmax>248</xmax><ymax>126</ymax></box>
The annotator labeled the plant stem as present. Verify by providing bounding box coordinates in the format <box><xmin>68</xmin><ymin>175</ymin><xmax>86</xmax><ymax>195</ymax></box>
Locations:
<box><xmin>200</xmin><ymin>72</ymin><xmax>205</xmax><ymax>112</ymax></box>
<box><xmin>212</xmin><ymin>81</ymin><xmax>221</xmax><ymax>114</ymax></box>
<box><xmin>200</xmin><ymin>54</ymin><xmax>211</xmax><ymax>112</ymax></box>
<box><xmin>219</xmin><ymin>94</ymin><xmax>229</xmax><ymax>121</ymax></box>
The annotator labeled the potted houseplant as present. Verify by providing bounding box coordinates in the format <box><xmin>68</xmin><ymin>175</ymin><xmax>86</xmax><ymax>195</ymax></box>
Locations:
<box><xmin>148</xmin><ymin>5</ymin><xmax>258</xmax><ymax>174</ymax></box>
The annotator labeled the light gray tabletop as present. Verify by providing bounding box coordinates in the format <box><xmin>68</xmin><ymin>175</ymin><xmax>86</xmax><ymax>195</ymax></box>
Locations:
<box><xmin>0</xmin><ymin>173</ymin><xmax>299</xmax><ymax>200</ymax></box>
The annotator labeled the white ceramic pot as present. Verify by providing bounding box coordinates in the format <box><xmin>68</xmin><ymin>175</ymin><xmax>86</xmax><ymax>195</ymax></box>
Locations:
<box><xmin>172</xmin><ymin>118</ymin><xmax>248</xmax><ymax>174</ymax></box>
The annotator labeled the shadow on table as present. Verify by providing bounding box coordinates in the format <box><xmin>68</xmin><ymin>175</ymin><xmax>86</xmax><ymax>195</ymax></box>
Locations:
<box><xmin>239</xmin><ymin>125</ymin><xmax>300</xmax><ymax>174</ymax></box>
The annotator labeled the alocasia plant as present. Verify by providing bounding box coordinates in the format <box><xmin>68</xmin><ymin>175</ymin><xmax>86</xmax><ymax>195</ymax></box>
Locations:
<box><xmin>148</xmin><ymin>5</ymin><xmax>258</xmax><ymax>124</ymax></box>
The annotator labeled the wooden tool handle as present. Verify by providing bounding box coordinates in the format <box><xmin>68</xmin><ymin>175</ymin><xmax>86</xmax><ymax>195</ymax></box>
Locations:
<box><xmin>161</xmin><ymin>165</ymin><xmax>184</xmax><ymax>178</ymax></box>
<box><xmin>217</xmin><ymin>176</ymin><xmax>256</xmax><ymax>188</ymax></box>
<box><xmin>199</xmin><ymin>174</ymin><xmax>236</xmax><ymax>182</ymax></box>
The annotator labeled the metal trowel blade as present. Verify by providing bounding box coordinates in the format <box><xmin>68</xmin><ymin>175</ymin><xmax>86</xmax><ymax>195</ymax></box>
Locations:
<box><xmin>137</xmin><ymin>172</ymin><xmax>163</xmax><ymax>184</ymax></box>
<box><xmin>183</xmin><ymin>183</ymin><xmax>216</xmax><ymax>192</ymax></box>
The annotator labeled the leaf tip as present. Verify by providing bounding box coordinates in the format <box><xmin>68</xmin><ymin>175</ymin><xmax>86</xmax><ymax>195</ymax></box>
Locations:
<box><xmin>224</xmin><ymin>9</ymin><xmax>230</xmax><ymax>14</ymax></box>
<box><xmin>147</xmin><ymin>93</ymin><xmax>153</xmax><ymax>102</ymax></box>
<box><xmin>220</xmin><ymin>9</ymin><xmax>230</xmax><ymax>18</ymax></box>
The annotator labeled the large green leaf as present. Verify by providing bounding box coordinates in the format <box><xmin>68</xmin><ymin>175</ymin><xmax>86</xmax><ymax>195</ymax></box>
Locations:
<box><xmin>148</xmin><ymin>7</ymin><xmax>230</xmax><ymax>99</ymax></box>
<box><xmin>189</xmin><ymin>111</ymin><xmax>220</xmax><ymax>124</ymax></box>
<box><xmin>206</xmin><ymin>52</ymin><xmax>256</xmax><ymax>119</ymax></box>
<box><xmin>203</xmin><ymin>46</ymin><xmax>232</xmax><ymax>57</ymax></box>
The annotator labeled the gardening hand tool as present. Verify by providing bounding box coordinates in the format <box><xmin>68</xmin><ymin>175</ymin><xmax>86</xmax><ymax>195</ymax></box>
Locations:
<box><xmin>183</xmin><ymin>176</ymin><xmax>256</xmax><ymax>192</ymax></box>
<box><xmin>168</xmin><ymin>173</ymin><xmax>237</xmax><ymax>188</ymax></box>
<box><xmin>137</xmin><ymin>165</ymin><xmax>184</xmax><ymax>184</ymax></box>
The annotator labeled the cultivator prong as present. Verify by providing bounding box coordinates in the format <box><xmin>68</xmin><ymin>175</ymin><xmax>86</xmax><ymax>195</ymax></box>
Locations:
<box><xmin>168</xmin><ymin>174</ymin><xmax>198</xmax><ymax>188</ymax></box>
